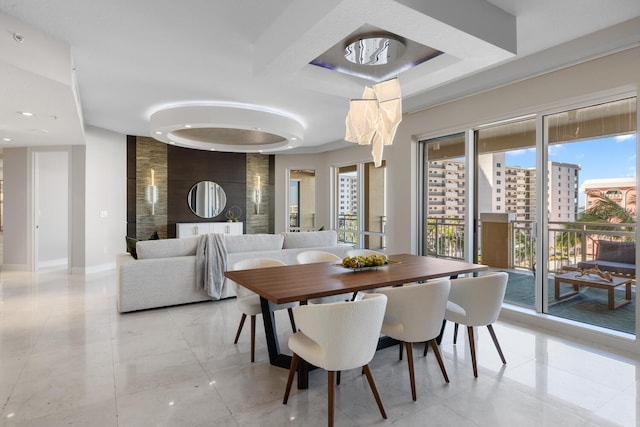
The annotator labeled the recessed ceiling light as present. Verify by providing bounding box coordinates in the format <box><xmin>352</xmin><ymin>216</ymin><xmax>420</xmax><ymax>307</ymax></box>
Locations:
<box><xmin>3</xmin><ymin>137</ymin><xmax>12</xmax><ymax>142</ymax></box>
<box><xmin>19</xmin><ymin>111</ymin><xmax>33</xmax><ymax>117</ymax></box>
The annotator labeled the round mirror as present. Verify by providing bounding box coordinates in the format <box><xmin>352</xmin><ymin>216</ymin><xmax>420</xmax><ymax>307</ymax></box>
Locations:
<box><xmin>187</xmin><ymin>181</ymin><xmax>227</xmax><ymax>218</ymax></box>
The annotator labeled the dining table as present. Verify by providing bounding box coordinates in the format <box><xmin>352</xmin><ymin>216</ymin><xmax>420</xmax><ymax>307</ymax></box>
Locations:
<box><xmin>224</xmin><ymin>253</ymin><xmax>487</xmax><ymax>388</ymax></box>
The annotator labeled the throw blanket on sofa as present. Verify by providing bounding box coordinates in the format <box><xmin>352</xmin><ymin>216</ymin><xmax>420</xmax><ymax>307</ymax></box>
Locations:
<box><xmin>196</xmin><ymin>233</ymin><xmax>228</xmax><ymax>299</ymax></box>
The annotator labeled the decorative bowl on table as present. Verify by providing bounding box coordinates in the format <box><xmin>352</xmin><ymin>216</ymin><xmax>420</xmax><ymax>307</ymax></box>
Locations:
<box><xmin>339</xmin><ymin>254</ymin><xmax>390</xmax><ymax>271</ymax></box>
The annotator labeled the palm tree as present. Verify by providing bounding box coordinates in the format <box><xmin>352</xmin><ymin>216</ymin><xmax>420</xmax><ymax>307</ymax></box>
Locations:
<box><xmin>578</xmin><ymin>194</ymin><xmax>636</xmax><ymax>233</ymax></box>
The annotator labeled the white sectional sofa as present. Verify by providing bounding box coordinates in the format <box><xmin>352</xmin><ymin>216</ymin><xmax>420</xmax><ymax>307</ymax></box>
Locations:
<box><xmin>116</xmin><ymin>230</ymin><xmax>348</xmax><ymax>313</ymax></box>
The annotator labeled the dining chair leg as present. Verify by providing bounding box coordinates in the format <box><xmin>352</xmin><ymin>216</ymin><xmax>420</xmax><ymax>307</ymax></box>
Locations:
<box><xmin>399</xmin><ymin>342</ymin><xmax>403</xmax><ymax>360</ymax></box>
<box><xmin>453</xmin><ymin>323</ymin><xmax>459</xmax><ymax>344</ymax></box>
<box><xmin>250</xmin><ymin>315</ymin><xmax>256</xmax><ymax>363</ymax></box>
<box><xmin>287</xmin><ymin>307</ymin><xmax>297</xmax><ymax>333</ymax></box>
<box><xmin>436</xmin><ymin>319</ymin><xmax>447</xmax><ymax>345</ymax></box>
<box><xmin>487</xmin><ymin>324</ymin><xmax>507</xmax><ymax>364</ymax></box>
<box><xmin>405</xmin><ymin>342</ymin><xmax>417</xmax><ymax>401</ymax></box>
<box><xmin>467</xmin><ymin>326</ymin><xmax>478</xmax><ymax>378</ymax></box>
<box><xmin>429</xmin><ymin>339</ymin><xmax>450</xmax><ymax>383</ymax></box>
<box><xmin>233</xmin><ymin>313</ymin><xmax>246</xmax><ymax>344</ymax></box>
<box><xmin>328</xmin><ymin>371</ymin><xmax>335</xmax><ymax>427</ymax></box>
<box><xmin>362</xmin><ymin>364</ymin><xmax>387</xmax><ymax>419</ymax></box>
<box><xmin>336</xmin><ymin>371</ymin><xmax>341</xmax><ymax>385</ymax></box>
<box><xmin>283</xmin><ymin>353</ymin><xmax>299</xmax><ymax>404</ymax></box>
<box><xmin>423</xmin><ymin>340</ymin><xmax>429</xmax><ymax>356</ymax></box>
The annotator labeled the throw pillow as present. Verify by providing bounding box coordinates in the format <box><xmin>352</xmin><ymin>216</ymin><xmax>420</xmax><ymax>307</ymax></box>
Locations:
<box><xmin>125</xmin><ymin>231</ymin><xmax>160</xmax><ymax>259</ymax></box>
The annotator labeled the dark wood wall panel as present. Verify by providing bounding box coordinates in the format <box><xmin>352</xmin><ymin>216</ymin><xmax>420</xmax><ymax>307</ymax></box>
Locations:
<box><xmin>167</xmin><ymin>146</ymin><xmax>246</xmax><ymax>237</ymax></box>
<box><xmin>126</xmin><ymin>135</ymin><xmax>137</xmax><ymax>237</ymax></box>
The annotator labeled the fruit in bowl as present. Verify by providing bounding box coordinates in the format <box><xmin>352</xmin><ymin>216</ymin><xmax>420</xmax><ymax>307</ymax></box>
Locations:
<box><xmin>341</xmin><ymin>254</ymin><xmax>388</xmax><ymax>269</ymax></box>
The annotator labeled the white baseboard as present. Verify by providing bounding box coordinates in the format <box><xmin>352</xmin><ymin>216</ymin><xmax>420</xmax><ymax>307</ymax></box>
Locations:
<box><xmin>83</xmin><ymin>262</ymin><xmax>116</xmax><ymax>275</ymax></box>
<box><xmin>39</xmin><ymin>258</ymin><xmax>68</xmax><ymax>269</ymax></box>
<box><xmin>1</xmin><ymin>264</ymin><xmax>30</xmax><ymax>271</ymax></box>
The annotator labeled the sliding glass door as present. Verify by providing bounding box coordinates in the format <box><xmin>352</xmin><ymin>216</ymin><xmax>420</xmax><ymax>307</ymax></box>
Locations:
<box><xmin>475</xmin><ymin>117</ymin><xmax>537</xmax><ymax>309</ymax></box>
<box><xmin>336</xmin><ymin>162</ymin><xmax>386</xmax><ymax>250</ymax></box>
<box><xmin>542</xmin><ymin>97</ymin><xmax>637</xmax><ymax>333</ymax></box>
<box><xmin>421</xmin><ymin>133</ymin><xmax>466</xmax><ymax>259</ymax></box>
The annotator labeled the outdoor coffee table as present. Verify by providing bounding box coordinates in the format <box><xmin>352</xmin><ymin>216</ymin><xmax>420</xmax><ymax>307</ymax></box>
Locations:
<box><xmin>554</xmin><ymin>271</ymin><xmax>633</xmax><ymax>309</ymax></box>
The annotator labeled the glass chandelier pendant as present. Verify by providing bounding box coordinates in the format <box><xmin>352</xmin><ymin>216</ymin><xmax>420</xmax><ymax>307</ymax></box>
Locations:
<box><xmin>345</xmin><ymin>77</ymin><xmax>402</xmax><ymax>167</ymax></box>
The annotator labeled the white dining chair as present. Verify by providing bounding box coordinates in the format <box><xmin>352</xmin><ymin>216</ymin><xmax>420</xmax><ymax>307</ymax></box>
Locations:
<box><xmin>230</xmin><ymin>258</ymin><xmax>297</xmax><ymax>363</ymax></box>
<box><xmin>444</xmin><ymin>272</ymin><xmax>509</xmax><ymax>377</ymax></box>
<box><xmin>295</xmin><ymin>250</ymin><xmax>352</xmax><ymax>304</ymax></box>
<box><xmin>377</xmin><ymin>279</ymin><xmax>451</xmax><ymax>401</ymax></box>
<box><xmin>283</xmin><ymin>294</ymin><xmax>388</xmax><ymax>427</ymax></box>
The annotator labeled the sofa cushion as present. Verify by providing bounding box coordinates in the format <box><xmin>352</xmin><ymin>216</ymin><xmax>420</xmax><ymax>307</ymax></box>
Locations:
<box><xmin>282</xmin><ymin>230</ymin><xmax>337</xmax><ymax>249</ymax></box>
<box><xmin>597</xmin><ymin>240</ymin><xmax>635</xmax><ymax>264</ymax></box>
<box><xmin>125</xmin><ymin>231</ymin><xmax>159</xmax><ymax>259</ymax></box>
<box><xmin>136</xmin><ymin>236</ymin><xmax>199</xmax><ymax>259</ymax></box>
<box><xmin>225</xmin><ymin>233</ymin><xmax>284</xmax><ymax>253</ymax></box>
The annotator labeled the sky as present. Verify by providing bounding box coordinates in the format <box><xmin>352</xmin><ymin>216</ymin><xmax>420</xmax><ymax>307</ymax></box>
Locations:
<box><xmin>505</xmin><ymin>134</ymin><xmax>637</xmax><ymax>207</ymax></box>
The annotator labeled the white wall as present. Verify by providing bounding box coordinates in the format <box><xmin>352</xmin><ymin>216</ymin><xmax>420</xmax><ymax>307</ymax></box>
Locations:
<box><xmin>1</xmin><ymin>126</ymin><xmax>125</xmax><ymax>274</ymax></box>
<box><xmin>84</xmin><ymin>126</ymin><xmax>127</xmax><ymax>273</ymax></box>
<box><xmin>3</xmin><ymin>148</ymin><xmax>29</xmax><ymax>269</ymax></box>
<box><xmin>36</xmin><ymin>151</ymin><xmax>68</xmax><ymax>267</ymax></box>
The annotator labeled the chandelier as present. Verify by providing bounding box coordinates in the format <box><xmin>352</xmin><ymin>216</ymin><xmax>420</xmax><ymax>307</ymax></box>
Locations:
<box><xmin>345</xmin><ymin>77</ymin><xmax>402</xmax><ymax>167</ymax></box>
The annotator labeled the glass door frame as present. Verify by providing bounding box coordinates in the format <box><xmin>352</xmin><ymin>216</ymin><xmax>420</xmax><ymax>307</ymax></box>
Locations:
<box><xmin>538</xmin><ymin>93</ymin><xmax>639</xmax><ymax>318</ymax></box>
<box><xmin>334</xmin><ymin>161</ymin><xmax>387</xmax><ymax>250</ymax></box>
<box><xmin>418</xmin><ymin>130</ymin><xmax>475</xmax><ymax>263</ymax></box>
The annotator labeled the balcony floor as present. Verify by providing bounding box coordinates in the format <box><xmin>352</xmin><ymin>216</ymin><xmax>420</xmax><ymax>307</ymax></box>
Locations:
<box><xmin>504</xmin><ymin>270</ymin><xmax>635</xmax><ymax>335</ymax></box>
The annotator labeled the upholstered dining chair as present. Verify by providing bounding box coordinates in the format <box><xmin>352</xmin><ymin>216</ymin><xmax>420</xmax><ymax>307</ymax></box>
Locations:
<box><xmin>295</xmin><ymin>250</ymin><xmax>351</xmax><ymax>304</ymax></box>
<box><xmin>283</xmin><ymin>294</ymin><xmax>388</xmax><ymax>427</ymax></box>
<box><xmin>230</xmin><ymin>258</ymin><xmax>297</xmax><ymax>363</ymax></box>
<box><xmin>443</xmin><ymin>272</ymin><xmax>509</xmax><ymax>377</ymax></box>
<box><xmin>377</xmin><ymin>279</ymin><xmax>451</xmax><ymax>401</ymax></box>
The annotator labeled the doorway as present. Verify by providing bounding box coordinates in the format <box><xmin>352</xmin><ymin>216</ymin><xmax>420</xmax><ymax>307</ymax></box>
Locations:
<box><xmin>33</xmin><ymin>150</ymin><xmax>69</xmax><ymax>271</ymax></box>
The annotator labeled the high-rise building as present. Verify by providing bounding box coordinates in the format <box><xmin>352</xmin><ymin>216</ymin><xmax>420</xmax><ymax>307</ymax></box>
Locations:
<box><xmin>427</xmin><ymin>153</ymin><xmax>580</xmax><ymax>222</ymax></box>
<box><xmin>338</xmin><ymin>174</ymin><xmax>358</xmax><ymax>215</ymax></box>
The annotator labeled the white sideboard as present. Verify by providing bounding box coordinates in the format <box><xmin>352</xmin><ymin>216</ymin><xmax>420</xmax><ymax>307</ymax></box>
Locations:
<box><xmin>176</xmin><ymin>222</ymin><xmax>243</xmax><ymax>238</ymax></box>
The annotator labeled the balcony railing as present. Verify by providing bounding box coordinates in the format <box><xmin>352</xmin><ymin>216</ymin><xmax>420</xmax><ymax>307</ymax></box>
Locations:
<box><xmin>424</xmin><ymin>217</ymin><xmax>636</xmax><ymax>271</ymax></box>
<box><xmin>425</xmin><ymin>217</ymin><xmax>465</xmax><ymax>259</ymax></box>
<box><xmin>337</xmin><ymin>214</ymin><xmax>387</xmax><ymax>250</ymax></box>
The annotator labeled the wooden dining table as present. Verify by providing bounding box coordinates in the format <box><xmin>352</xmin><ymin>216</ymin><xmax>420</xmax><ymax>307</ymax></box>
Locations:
<box><xmin>224</xmin><ymin>253</ymin><xmax>487</xmax><ymax>388</ymax></box>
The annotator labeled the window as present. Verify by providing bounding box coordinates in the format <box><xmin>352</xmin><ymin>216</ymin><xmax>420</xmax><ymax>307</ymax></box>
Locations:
<box><xmin>336</xmin><ymin>162</ymin><xmax>386</xmax><ymax>250</ymax></box>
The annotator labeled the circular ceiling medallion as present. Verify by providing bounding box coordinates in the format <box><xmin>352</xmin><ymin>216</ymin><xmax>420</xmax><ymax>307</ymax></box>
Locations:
<box><xmin>173</xmin><ymin>128</ymin><xmax>285</xmax><ymax>145</ymax></box>
<box><xmin>150</xmin><ymin>105</ymin><xmax>304</xmax><ymax>152</ymax></box>
<box><xmin>344</xmin><ymin>33</ymin><xmax>405</xmax><ymax>66</ymax></box>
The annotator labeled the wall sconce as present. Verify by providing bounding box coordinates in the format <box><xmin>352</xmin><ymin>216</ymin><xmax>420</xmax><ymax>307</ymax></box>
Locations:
<box><xmin>146</xmin><ymin>169</ymin><xmax>158</xmax><ymax>215</ymax></box>
<box><xmin>254</xmin><ymin>175</ymin><xmax>262</xmax><ymax>214</ymax></box>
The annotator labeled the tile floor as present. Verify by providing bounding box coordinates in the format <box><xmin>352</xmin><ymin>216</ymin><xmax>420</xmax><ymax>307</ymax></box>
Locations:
<box><xmin>0</xmin><ymin>268</ymin><xmax>638</xmax><ymax>426</ymax></box>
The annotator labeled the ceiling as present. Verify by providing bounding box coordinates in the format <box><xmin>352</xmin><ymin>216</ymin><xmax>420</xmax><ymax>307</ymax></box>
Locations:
<box><xmin>0</xmin><ymin>0</ymin><xmax>639</xmax><ymax>154</ymax></box>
